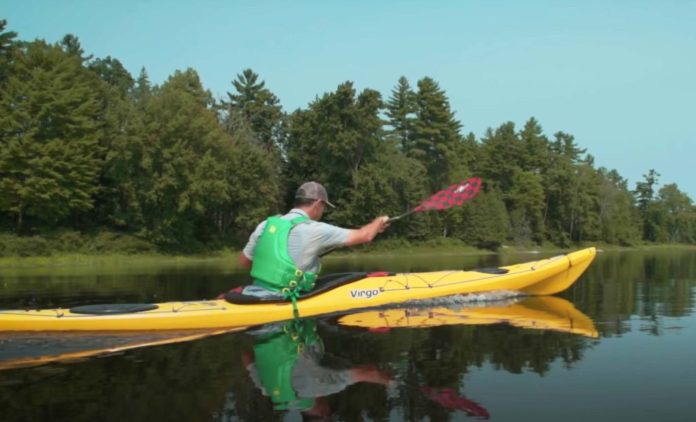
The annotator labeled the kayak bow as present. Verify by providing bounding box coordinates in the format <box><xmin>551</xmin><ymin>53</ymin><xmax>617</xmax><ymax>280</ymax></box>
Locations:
<box><xmin>0</xmin><ymin>247</ymin><xmax>596</xmax><ymax>332</ymax></box>
<box><xmin>337</xmin><ymin>296</ymin><xmax>599</xmax><ymax>338</ymax></box>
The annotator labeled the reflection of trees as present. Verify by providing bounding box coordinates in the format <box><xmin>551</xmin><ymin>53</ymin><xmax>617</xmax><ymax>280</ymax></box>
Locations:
<box><xmin>0</xmin><ymin>334</ymin><xmax>258</xmax><ymax>422</ymax></box>
<box><xmin>320</xmin><ymin>322</ymin><xmax>591</xmax><ymax>421</ymax></box>
<box><xmin>567</xmin><ymin>250</ymin><xmax>696</xmax><ymax>337</ymax></box>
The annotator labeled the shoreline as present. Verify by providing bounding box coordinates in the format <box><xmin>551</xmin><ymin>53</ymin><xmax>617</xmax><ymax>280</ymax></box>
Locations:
<box><xmin>1</xmin><ymin>243</ymin><xmax>694</xmax><ymax>271</ymax></box>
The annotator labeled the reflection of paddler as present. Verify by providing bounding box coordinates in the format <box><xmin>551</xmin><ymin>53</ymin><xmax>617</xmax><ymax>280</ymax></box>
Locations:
<box><xmin>242</xmin><ymin>319</ymin><xmax>392</xmax><ymax>416</ymax></box>
<box><xmin>337</xmin><ymin>296</ymin><xmax>599</xmax><ymax>338</ymax></box>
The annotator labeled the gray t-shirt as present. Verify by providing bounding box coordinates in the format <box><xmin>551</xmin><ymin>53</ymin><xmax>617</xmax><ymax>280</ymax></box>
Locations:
<box><xmin>242</xmin><ymin>209</ymin><xmax>350</xmax><ymax>275</ymax></box>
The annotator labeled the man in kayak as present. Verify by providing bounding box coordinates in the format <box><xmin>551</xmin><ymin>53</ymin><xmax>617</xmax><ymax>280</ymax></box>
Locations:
<box><xmin>238</xmin><ymin>181</ymin><xmax>390</xmax><ymax>298</ymax></box>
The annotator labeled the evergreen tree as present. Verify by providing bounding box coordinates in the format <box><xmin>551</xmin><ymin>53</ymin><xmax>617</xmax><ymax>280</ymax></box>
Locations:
<box><xmin>478</xmin><ymin>122</ymin><xmax>523</xmax><ymax>194</ymax></box>
<box><xmin>132</xmin><ymin>67</ymin><xmax>153</xmax><ymax>104</ymax></box>
<box><xmin>0</xmin><ymin>40</ymin><xmax>104</xmax><ymax>231</ymax></box>
<box><xmin>408</xmin><ymin>77</ymin><xmax>462</xmax><ymax>190</ymax></box>
<box><xmin>634</xmin><ymin>169</ymin><xmax>661</xmax><ymax>241</ymax></box>
<box><xmin>541</xmin><ymin>131</ymin><xmax>592</xmax><ymax>245</ymax></box>
<box><xmin>508</xmin><ymin>169</ymin><xmax>545</xmax><ymax>244</ymax></box>
<box><xmin>570</xmin><ymin>161</ymin><xmax>602</xmax><ymax>242</ymax></box>
<box><xmin>597</xmin><ymin>168</ymin><xmax>641</xmax><ymax>245</ymax></box>
<box><xmin>518</xmin><ymin>117</ymin><xmax>549</xmax><ymax>173</ymax></box>
<box><xmin>0</xmin><ymin>19</ymin><xmax>17</xmax><ymax>80</ymax></box>
<box><xmin>385</xmin><ymin>76</ymin><xmax>416</xmax><ymax>149</ymax></box>
<box><xmin>89</xmin><ymin>56</ymin><xmax>134</xmax><ymax>97</ymax></box>
<box><xmin>59</xmin><ymin>33</ymin><xmax>92</xmax><ymax>62</ymax></box>
<box><xmin>551</xmin><ymin>131</ymin><xmax>586</xmax><ymax>162</ymax></box>
<box><xmin>223</xmin><ymin>69</ymin><xmax>284</xmax><ymax>152</ymax></box>
<box><xmin>459</xmin><ymin>188</ymin><xmax>510</xmax><ymax>249</ymax></box>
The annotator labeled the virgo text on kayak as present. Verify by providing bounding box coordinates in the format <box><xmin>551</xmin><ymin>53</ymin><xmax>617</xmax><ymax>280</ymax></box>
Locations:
<box><xmin>349</xmin><ymin>289</ymin><xmax>381</xmax><ymax>299</ymax></box>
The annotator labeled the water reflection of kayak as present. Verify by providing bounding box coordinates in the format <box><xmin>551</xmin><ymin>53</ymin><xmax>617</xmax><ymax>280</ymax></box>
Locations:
<box><xmin>0</xmin><ymin>248</ymin><xmax>595</xmax><ymax>332</ymax></box>
<box><xmin>336</xmin><ymin>296</ymin><xmax>599</xmax><ymax>338</ymax></box>
<box><xmin>0</xmin><ymin>328</ymin><xmax>242</xmax><ymax>371</ymax></box>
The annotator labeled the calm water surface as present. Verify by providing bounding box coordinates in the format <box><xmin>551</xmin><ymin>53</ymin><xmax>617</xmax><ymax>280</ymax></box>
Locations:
<box><xmin>0</xmin><ymin>249</ymin><xmax>694</xmax><ymax>422</ymax></box>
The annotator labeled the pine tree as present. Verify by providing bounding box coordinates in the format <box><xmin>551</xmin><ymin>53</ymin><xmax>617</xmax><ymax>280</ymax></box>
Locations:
<box><xmin>0</xmin><ymin>19</ymin><xmax>17</xmax><ymax>80</ymax></box>
<box><xmin>597</xmin><ymin>168</ymin><xmax>641</xmax><ymax>245</ymax></box>
<box><xmin>519</xmin><ymin>117</ymin><xmax>549</xmax><ymax>173</ymax></box>
<box><xmin>132</xmin><ymin>67</ymin><xmax>153</xmax><ymax>104</ymax></box>
<box><xmin>634</xmin><ymin>169</ymin><xmax>661</xmax><ymax>241</ymax></box>
<box><xmin>478</xmin><ymin>122</ymin><xmax>523</xmax><ymax>194</ymax></box>
<box><xmin>59</xmin><ymin>33</ymin><xmax>92</xmax><ymax>62</ymax></box>
<box><xmin>89</xmin><ymin>56</ymin><xmax>134</xmax><ymax>97</ymax></box>
<box><xmin>408</xmin><ymin>77</ymin><xmax>462</xmax><ymax>190</ymax></box>
<box><xmin>385</xmin><ymin>76</ymin><xmax>416</xmax><ymax>150</ymax></box>
<box><xmin>223</xmin><ymin>69</ymin><xmax>284</xmax><ymax>152</ymax></box>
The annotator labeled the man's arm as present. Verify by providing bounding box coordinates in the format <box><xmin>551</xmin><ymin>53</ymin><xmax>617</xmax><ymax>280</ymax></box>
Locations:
<box><xmin>238</xmin><ymin>253</ymin><xmax>252</xmax><ymax>269</ymax></box>
<box><xmin>344</xmin><ymin>216</ymin><xmax>390</xmax><ymax>247</ymax></box>
<box><xmin>239</xmin><ymin>221</ymin><xmax>266</xmax><ymax>269</ymax></box>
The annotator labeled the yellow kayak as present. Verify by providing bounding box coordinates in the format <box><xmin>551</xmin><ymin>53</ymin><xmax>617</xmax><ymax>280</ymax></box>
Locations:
<box><xmin>0</xmin><ymin>247</ymin><xmax>595</xmax><ymax>332</ymax></box>
<box><xmin>337</xmin><ymin>296</ymin><xmax>598</xmax><ymax>338</ymax></box>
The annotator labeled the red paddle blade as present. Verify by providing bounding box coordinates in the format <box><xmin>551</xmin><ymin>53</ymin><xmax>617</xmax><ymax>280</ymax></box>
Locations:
<box><xmin>421</xmin><ymin>387</ymin><xmax>490</xmax><ymax>419</ymax></box>
<box><xmin>414</xmin><ymin>178</ymin><xmax>482</xmax><ymax>212</ymax></box>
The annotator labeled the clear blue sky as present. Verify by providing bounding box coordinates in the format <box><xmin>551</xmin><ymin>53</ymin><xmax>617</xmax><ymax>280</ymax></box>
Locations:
<box><xmin>5</xmin><ymin>1</ymin><xmax>696</xmax><ymax>198</ymax></box>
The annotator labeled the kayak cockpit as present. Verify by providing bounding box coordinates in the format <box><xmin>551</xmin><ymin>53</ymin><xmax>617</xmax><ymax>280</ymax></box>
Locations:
<box><xmin>224</xmin><ymin>272</ymin><xmax>373</xmax><ymax>304</ymax></box>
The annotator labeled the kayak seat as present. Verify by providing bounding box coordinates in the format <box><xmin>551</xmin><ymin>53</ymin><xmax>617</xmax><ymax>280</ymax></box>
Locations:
<box><xmin>225</xmin><ymin>272</ymin><xmax>369</xmax><ymax>304</ymax></box>
<box><xmin>474</xmin><ymin>267</ymin><xmax>509</xmax><ymax>275</ymax></box>
<box><xmin>70</xmin><ymin>303</ymin><xmax>159</xmax><ymax>315</ymax></box>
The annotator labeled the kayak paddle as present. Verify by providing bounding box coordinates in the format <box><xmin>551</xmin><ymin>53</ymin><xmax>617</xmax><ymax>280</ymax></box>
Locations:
<box><xmin>388</xmin><ymin>177</ymin><xmax>482</xmax><ymax>222</ymax></box>
<box><xmin>318</xmin><ymin>178</ymin><xmax>482</xmax><ymax>257</ymax></box>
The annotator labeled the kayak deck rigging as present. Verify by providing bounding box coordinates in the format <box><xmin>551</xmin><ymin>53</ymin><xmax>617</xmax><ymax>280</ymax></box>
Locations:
<box><xmin>226</xmin><ymin>265</ymin><xmax>514</xmax><ymax>304</ymax></box>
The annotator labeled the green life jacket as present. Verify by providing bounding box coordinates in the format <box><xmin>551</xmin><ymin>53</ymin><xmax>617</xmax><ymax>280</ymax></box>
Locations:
<box><xmin>250</xmin><ymin>215</ymin><xmax>318</xmax><ymax>293</ymax></box>
<box><xmin>253</xmin><ymin>320</ymin><xmax>321</xmax><ymax>410</ymax></box>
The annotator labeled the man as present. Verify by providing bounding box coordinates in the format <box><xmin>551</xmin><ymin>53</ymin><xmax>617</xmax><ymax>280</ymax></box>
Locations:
<box><xmin>238</xmin><ymin>181</ymin><xmax>389</xmax><ymax>298</ymax></box>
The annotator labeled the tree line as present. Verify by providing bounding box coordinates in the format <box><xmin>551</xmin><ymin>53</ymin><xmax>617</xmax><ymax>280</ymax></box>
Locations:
<box><xmin>1</xmin><ymin>19</ymin><xmax>695</xmax><ymax>253</ymax></box>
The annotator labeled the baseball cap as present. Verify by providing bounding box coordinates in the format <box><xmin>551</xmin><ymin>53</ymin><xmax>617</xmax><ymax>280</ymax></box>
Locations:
<box><xmin>295</xmin><ymin>181</ymin><xmax>336</xmax><ymax>208</ymax></box>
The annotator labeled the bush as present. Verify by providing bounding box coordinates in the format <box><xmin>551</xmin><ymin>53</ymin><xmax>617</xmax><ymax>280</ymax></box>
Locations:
<box><xmin>0</xmin><ymin>231</ymin><xmax>157</xmax><ymax>257</ymax></box>
<box><xmin>53</xmin><ymin>230</ymin><xmax>89</xmax><ymax>252</ymax></box>
<box><xmin>0</xmin><ymin>234</ymin><xmax>51</xmax><ymax>257</ymax></box>
<box><xmin>91</xmin><ymin>232</ymin><xmax>156</xmax><ymax>254</ymax></box>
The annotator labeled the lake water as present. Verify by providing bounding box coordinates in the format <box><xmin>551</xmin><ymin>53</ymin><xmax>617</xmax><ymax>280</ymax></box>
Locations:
<box><xmin>0</xmin><ymin>249</ymin><xmax>694</xmax><ymax>421</ymax></box>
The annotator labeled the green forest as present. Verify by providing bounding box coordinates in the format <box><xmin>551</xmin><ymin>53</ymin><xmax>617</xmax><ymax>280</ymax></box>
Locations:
<box><xmin>1</xmin><ymin>19</ymin><xmax>695</xmax><ymax>256</ymax></box>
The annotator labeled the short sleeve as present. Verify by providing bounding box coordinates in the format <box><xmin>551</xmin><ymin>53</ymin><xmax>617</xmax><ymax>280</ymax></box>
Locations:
<box><xmin>311</xmin><ymin>222</ymin><xmax>350</xmax><ymax>254</ymax></box>
<box><xmin>242</xmin><ymin>221</ymin><xmax>267</xmax><ymax>259</ymax></box>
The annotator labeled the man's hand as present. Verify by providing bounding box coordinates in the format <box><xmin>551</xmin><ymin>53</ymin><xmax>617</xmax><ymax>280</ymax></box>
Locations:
<box><xmin>346</xmin><ymin>215</ymin><xmax>390</xmax><ymax>246</ymax></box>
<box><xmin>375</xmin><ymin>216</ymin><xmax>390</xmax><ymax>233</ymax></box>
